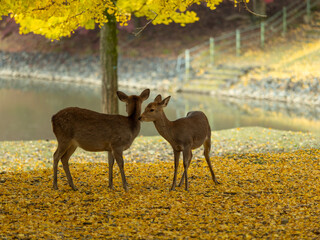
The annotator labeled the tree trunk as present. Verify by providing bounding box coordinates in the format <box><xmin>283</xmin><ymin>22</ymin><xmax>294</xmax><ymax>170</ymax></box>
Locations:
<box><xmin>100</xmin><ymin>13</ymin><xmax>118</xmax><ymax>114</ymax></box>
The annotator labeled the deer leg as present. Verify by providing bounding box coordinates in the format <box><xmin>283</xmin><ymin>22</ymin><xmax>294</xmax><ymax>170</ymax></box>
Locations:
<box><xmin>108</xmin><ymin>151</ymin><xmax>115</xmax><ymax>190</ymax></box>
<box><xmin>178</xmin><ymin>150</ymin><xmax>193</xmax><ymax>187</ymax></box>
<box><xmin>204</xmin><ymin>139</ymin><xmax>220</xmax><ymax>184</ymax></box>
<box><xmin>61</xmin><ymin>145</ymin><xmax>77</xmax><ymax>190</ymax></box>
<box><xmin>113</xmin><ymin>149</ymin><xmax>128</xmax><ymax>192</ymax></box>
<box><xmin>178</xmin><ymin>173</ymin><xmax>184</xmax><ymax>187</ymax></box>
<box><xmin>53</xmin><ymin>142</ymin><xmax>70</xmax><ymax>190</ymax></box>
<box><xmin>170</xmin><ymin>150</ymin><xmax>180</xmax><ymax>191</ymax></box>
<box><xmin>182</xmin><ymin>149</ymin><xmax>192</xmax><ymax>191</ymax></box>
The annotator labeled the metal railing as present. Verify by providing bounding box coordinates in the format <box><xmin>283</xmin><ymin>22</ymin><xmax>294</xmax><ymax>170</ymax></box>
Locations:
<box><xmin>177</xmin><ymin>0</ymin><xmax>320</xmax><ymax>81</ymax></box>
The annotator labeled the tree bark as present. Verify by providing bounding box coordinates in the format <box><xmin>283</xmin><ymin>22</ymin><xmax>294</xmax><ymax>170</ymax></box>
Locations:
<box><xmin>100</xmin><ymin>13</ymin><xmax>118</xmax><ymax>114</ymax></box>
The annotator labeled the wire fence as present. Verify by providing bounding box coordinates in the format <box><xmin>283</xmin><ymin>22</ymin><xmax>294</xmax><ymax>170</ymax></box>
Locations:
<box><xmin>176</xmin><ymin>0</ymin><xmax>320</xmax><ymax>81</ymax></box>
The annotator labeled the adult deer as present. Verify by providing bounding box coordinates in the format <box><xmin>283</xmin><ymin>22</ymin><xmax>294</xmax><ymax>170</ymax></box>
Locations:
<box><xmin>51</xmin><ymin>89</ymin><xmax>150</xmax><ymax>191</ymax></box>
<box><xmin>139</xmin><ymin>95</ymin><xmax>220</xmax><ymax>191</ymax></box>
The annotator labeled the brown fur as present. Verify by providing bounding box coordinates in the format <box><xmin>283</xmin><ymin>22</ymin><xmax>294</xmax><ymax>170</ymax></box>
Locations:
<box><xmin>139</xmin><ymin>94</ymin><xmax>219</xmax><ymax>191</ymax></box>
<box><xmin>52</xmin><ymin>89</ymin><xmax>150</xmax><ymax>191</ymax></box>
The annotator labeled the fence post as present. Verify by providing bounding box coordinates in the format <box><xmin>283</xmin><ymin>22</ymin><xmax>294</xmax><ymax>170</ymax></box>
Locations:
<box><xmin>209</xmin><ymin>37</ymin><xmax>215</xmax><ymax>66</ymax></box>
<box><xmin>185</xmin><ymin>49</ymin><xmax>190</xmax><ymax>82</ymax></box>
<box><xmin>307</xmin><ymin>0</ymin><xmax>311</xmax><ymax>23</ymax></box>
<box><xmin>236</xmin><ymin>29</ymin><xmax>241</xmax><ymax>56</ymax></box>
<box><xmin>260</xmin><ymin>21</ymin><xmax>265</xmax><ymax>48</ymax></box>
<box><xmin>176</xmin><ymin>55</ymin><xmax>182</xmax><ymax>82</ymax></box>
<box><xmin>282</xmin><ymin>7</ymin><xmax>287</xmax><ymax>36</ymax></box>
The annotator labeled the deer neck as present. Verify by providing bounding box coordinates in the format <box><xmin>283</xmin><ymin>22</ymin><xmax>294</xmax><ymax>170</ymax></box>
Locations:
<box><xmin>128</xmin><ymin>104</ymin><xmax>141</xmax><ymax>135</ymax></box>
<box><xmin>153</xmin><ymin>111</ymin><xmax>174</xmax><ymax>143</ymax></box>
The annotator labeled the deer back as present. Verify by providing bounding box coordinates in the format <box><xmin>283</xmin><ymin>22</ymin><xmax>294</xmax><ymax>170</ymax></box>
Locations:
<box><xmin>169</xmin><ymin>111</ymin><xmax>210</xmax><ymax>149</ymax></box>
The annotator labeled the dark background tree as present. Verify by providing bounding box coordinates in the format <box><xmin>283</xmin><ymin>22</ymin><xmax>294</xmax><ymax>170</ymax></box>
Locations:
<box><xmin>100</xmin><ymin>13</ymin><xmax>118</xmax><ymax>114</ymax></box>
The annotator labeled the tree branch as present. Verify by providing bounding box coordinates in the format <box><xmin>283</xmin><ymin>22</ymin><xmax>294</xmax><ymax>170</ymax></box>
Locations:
<box><xmin>32</xmin><ymin>0</ymin><xmax>78</xmax><ymax>12</ymax></box>
<box><xmin>241</xmin><ymin>0</ymin><xmax>267</xmax><ymax>18</ymax></box>
<box><xmin>134</xmin><ymin>11</ymin><xmax>158</xmax><ymax>36</ymax></box>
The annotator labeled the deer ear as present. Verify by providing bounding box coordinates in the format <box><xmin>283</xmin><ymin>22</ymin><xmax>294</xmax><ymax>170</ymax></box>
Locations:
<box><xmin>117</xmin><ymin>91</ymin><xmax>128</xmax><ymax>102</ymax></box>
<box><xmin>160</xmin><ymin>96</ymin><xmax>171</xmax><ymax>107</ymax></box>
<box><xmin>154</xmin><ymin>94</ymin><xmax>162</xmax><ymax>102</ymax></box>
<box><xmin>140</xmin><ymin>89</ymin><xmax>150</xmax><ymax>101</ymax></box>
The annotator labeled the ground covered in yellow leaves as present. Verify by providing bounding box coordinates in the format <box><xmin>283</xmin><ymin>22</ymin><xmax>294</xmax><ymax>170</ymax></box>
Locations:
<box><xmin>1</xmin><ymin>128</ymin><xmax>320</xmax><ymax>239</ymax></box>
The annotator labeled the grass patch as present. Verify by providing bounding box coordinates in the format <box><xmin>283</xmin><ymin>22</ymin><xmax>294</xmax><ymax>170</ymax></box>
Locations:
<box><xmin>1</xmin><ymin>127</ymin><xmax>319</xmax><ymax>172</ymax></box>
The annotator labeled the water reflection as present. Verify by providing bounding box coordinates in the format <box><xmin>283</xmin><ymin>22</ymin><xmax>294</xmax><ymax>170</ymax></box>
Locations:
<box><xmin>1</xmin><ymin>77</ymin><xmax>320</xmax><ymax>141</ymax></box>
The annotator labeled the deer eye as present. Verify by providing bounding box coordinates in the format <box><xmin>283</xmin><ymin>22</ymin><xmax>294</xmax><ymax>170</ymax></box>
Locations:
<box><xmin>150</xmin><ymin>109</ymin><xmax>154</xmax><ymax>112</ymax></box>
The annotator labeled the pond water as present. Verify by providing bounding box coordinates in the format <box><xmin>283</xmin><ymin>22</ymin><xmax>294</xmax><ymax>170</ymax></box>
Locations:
<box><xmin>1</xmin><ymin>77</ymin><xmax>320</xmax><ymax>141</ymax></box>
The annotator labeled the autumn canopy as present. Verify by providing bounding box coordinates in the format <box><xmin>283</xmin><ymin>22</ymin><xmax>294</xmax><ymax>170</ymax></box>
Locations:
<box><xmin>0</xmin><ymin>0</ymin><xmax>234</xmax><ymax>40</ymax></box>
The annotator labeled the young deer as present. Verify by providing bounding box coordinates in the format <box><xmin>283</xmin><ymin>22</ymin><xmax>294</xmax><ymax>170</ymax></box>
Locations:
<box><xmin>51</xmin><ymin>89</ymin><xmax>150</xmax><ymax>191</ymax></box>
<box><xmin>139</xmin><ymin>95</ymin><xmax>220</xmax><ymax>191</ymax></box>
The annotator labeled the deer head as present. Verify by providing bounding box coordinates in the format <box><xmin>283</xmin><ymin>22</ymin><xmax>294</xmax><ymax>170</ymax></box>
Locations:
<box><xmin>139</xmin><ymin>94</ymin><xmax>171</xmax><ymax>122</ymax></box>
<box><xmin>118</xmin><ymin>89</ymin><xmax>150</xmax><ymax>117</ymax></box>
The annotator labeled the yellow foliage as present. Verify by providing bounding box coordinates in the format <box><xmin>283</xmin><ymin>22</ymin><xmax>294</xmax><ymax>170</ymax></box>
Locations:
<box><xmin>1</xmin><ymin>149</ymin><xmax>320</xmax><ymax>238</ymax></box>
<box><xmin>0</xmin><ymin>0</ymin><xmax>226</xmax><ymax>39</ymax></box>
